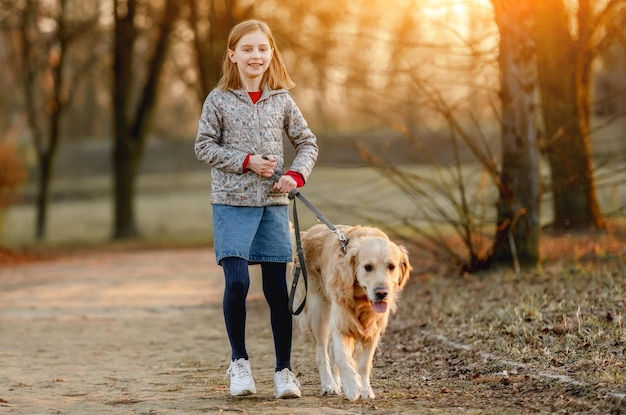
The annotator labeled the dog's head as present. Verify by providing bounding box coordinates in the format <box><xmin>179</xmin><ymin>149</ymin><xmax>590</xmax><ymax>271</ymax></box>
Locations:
<box><xmin>344</xmin><ymin>236</ymin><xmax>412</xmax><ymax>314</ymax></box>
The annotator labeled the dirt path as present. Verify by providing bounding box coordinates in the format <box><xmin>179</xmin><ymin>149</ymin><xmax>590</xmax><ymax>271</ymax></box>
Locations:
<box><xmin>1</xmin><ymin>248</ymin><xmax>621</xmax><ymax>415</ymax></box>
<box><xmin>0</xmin><ymin>248</ymin><xmax>415</xmax><ymax>414</ymax></box>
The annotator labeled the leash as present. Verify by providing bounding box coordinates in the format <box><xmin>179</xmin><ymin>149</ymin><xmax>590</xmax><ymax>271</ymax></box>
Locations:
<box><xmin>288</xmin><ymin>189</ymin><xmax>349</xmax><ymax>253</ymax></box>
<box><xmin>287</xmin><ymin>189</ymin><xmax>348</xmax><ymax>315</ymax></box>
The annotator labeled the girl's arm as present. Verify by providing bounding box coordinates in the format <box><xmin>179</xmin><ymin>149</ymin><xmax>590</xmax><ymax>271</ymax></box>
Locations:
<box><xmin>194</xmin><ymin>93</ymin><xmax>248</xmax><ymax>173</ymax></box>
<box><xmin>283</xmin><ymin>96</ymin><xmax>319</xmax><ymax>183</ymax></box>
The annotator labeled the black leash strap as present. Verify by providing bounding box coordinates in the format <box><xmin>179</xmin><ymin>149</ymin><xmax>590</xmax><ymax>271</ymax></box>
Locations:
<box><xmin>288</xmin><ymin>189</ymin><xmax>348</xmax><ymax>253</ymax></box>
<box><xmin>287</xmin><ymin>189</ymin><xmax>348</xmax><ymax>316</ymax></box>
<box><xmin>288</xmin><ymin>192</ymin><xmax>308</xmax><ymax>315</ymax></box>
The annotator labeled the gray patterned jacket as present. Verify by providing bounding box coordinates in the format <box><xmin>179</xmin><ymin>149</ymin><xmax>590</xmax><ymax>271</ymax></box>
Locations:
<box><xmin>195</xmin><ymin>87</ymin><xmax>318</xmax><ymax>206</ymax></box>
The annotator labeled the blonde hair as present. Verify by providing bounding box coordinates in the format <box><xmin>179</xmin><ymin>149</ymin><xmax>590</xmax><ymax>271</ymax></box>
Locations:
<box><xmin>217</xmin><ymin>19</ymin><xmax>295</xmax><ymax>91</ymax></box>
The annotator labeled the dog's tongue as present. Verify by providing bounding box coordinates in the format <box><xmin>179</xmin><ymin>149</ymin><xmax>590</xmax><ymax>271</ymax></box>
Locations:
<box><xmin>371</xmin><ymin>301</ymin><xmax>388</xmax><ymax>313</ymax></box>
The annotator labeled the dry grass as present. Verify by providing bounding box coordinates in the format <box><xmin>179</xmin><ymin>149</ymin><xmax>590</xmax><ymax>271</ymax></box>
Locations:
<box><xmin>380</xmin><ymin>227</ymin><xmax>626</xmax><ymax>414</ymax></box>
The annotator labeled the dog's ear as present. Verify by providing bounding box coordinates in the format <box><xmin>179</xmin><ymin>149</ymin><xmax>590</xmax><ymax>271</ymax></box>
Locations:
<box><xmin>397</xmin><ymin>245</ymin><xmax>412</xmax><ymax>289</ymax></box>
<box><xmin>344</xmin><ymin>243</ymin><xmax>361</xmax><ymax>288</ymax></box>
<box><xmin>325</xmin><ymin>241</ymin><xmax>360</xmax><ymax>294</ymax></box>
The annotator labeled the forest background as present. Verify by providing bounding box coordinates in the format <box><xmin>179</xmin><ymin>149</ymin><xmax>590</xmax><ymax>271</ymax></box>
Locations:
<box><xmin>0</xmin><ymin>0</ymin><xmax>625</xmax><ymax>272</ymax></box>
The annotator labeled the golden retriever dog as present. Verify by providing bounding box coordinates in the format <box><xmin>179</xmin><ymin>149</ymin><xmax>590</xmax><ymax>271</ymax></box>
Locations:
<box><xmin>292</xmin><ymin>224</ymin><xmax>411</xmax><ymax>401</ymax></box>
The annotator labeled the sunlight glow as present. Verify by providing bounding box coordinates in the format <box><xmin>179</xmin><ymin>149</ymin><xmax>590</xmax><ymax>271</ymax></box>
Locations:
<box><xmin>423</xmin><ymin>0</ymin><xmax>492</xmax><ymax>20</ymax></box>
<box><xmin>420</xmin><ymin>0</ymin><xmax>494</xmax><ymax>40</ymax></box>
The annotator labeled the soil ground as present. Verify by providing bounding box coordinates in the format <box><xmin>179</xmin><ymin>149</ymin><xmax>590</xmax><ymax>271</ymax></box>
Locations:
<box><xmin>1</xmin><ymin>246</ymin><xmax>624</xmax><ymax>415</ymax></box>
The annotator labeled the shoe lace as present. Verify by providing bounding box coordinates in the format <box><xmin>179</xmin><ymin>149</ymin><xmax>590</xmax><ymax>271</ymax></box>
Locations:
<box><xmin>278</xmin><ymin>369</ymin><xmax>301</xmax><ymax>387</ymax></box>
<box><xmin>226</xmin><ymin>360</ymin><xmax>250</xmax><ymax>379</ymax></box>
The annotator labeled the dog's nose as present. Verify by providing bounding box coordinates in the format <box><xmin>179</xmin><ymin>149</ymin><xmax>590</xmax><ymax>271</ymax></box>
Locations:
<box><xmin>374</xmin><ymin>288</ymin><xmax>388</xmax><ymax>300</ymax></box>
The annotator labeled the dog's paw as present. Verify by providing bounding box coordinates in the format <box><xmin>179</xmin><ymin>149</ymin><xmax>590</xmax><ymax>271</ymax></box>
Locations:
<box><xmin>342</xmin><ymin>383</ymin><xmax>362</xmax><ymax>401</ymax></box>
<box><xmin>360</xmin><ymin>387</ymin><xmax>375</xmax><ymax>399</ymax></box>
<box><xmin>320</xmin><ymin>381</ymin><xmax>341</xmax><ymax>396</ymax></box>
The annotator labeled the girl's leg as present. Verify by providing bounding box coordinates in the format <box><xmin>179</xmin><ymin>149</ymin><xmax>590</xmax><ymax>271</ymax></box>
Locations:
<box><xmin>221</xmin><ymin>256</ymin><xmax>250</xmax><ymax>360</ymax></box>
<box><xmin>261</xmin><ymin>262</ymin><xmax>292</xmax><ymax>371</ymax></box>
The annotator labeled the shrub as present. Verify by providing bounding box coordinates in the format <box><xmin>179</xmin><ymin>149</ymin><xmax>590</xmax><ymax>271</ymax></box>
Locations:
<box><xmin>0</xmin><ymin>142</ymin><xmax>27</xmax><ymax>237</ymax></box>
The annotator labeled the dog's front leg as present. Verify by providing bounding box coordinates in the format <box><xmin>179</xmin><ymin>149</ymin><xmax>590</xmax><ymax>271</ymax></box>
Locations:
<box><xmin>330</xmin><ymin>327</ymin><xmax>362</xmax><ymax>401</ymax></box>
<box><xmin>315</xmin><ymin>339</ymin><xmax>340</xmax><ymax>395</ymax></box>
<box><xmin>356</xmin><ymin>338</ymin><xmax>378</xmax><ymax>399</ymax></box>
<box><xmin>307</xmin><ymin>296</ymin><xmax>340</xmax><ymax>395</ymax></box>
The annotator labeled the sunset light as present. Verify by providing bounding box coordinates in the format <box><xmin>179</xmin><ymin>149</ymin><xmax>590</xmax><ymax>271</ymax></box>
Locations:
<box><xmin>422</xmin><ymin>0</ymin><xmax>492</xmax><ymax>19</ymax></box>
<box><xmin>419</xmin><ymin>0</ymin><xmax>494</xmax><ymax>39</ymax></box>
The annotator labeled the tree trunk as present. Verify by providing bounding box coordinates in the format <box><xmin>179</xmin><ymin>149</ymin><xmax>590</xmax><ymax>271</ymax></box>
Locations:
<box><xmin>112</xmin><ymin>0</ymin><xmax>180</xmax><ymax>240</ymax></box>
<box><xmin>112</xmin><ymin>0</ymin><xmax>137</xmax><ymax>239</ymax></box>
<box><xmin>35</xmin><ymin>155</ymin><xmax>50</xmax><ymax>240</ymax></box>
<box><xmin>490</xmin><ymin>0</ymin><xmax>541</xmax><ymax>269</ymax></box>
<box><xmin>36</xmin><ymin>96</ymin><xmax>62</xmax><ymax>240</ymax></box>
<box><xmin>20</xmin><ymin>0</ymin><xmax>67</xmax><ymax>241</ymax></box>
<box><xmin>530</xmin><ymin>0</ymin><xmax>605</xmax><ymax>231</ymax></box>
<box><xmin>112</xmin><ymin>137</ymin><xmax>141</xmax><ymax>239</ymax></box>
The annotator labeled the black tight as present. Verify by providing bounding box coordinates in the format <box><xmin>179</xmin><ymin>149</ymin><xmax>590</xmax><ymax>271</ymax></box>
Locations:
<box><xmin>221</xmin><ymin>257</ymin><xmax>292</xmax><ymax>371</ymax></box>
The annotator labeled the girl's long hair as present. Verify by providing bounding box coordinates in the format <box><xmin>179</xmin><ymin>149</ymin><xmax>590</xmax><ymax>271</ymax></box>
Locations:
<box><xmin>217</xmin><ymin>19</ymin><xmax>295</xmax><ymax>91</ymax></box>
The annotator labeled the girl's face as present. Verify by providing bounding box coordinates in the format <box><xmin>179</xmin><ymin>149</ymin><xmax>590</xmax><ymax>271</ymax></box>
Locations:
<box><xmin>228</xmin><ymin>30</ymin><xmax>273</xmax><ymax>87</ymax></box>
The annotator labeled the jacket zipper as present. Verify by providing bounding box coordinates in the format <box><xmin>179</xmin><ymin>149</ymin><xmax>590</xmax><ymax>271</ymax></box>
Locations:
<box><xmin>254</xmin><ymin>101</ymin><xmax>263</xmax><ymax>204</ymax></box>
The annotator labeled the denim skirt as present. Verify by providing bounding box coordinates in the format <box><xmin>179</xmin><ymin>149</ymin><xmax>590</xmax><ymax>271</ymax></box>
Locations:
<box><xmin>212</xmin><ymin>204</ymin><xmax>292</xmax><ymax>265</ymax></box>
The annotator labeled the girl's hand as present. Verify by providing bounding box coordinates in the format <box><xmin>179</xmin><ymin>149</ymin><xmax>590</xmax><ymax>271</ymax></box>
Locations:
<box><xmin>273</xmin><ymin>175</ymin><xmax>297</xmax><ymax>193</ymax></box>
<box><xmin>249</xmin><ymin>154</ymin><xmax>276</xmax><ymax>178</ymax></box>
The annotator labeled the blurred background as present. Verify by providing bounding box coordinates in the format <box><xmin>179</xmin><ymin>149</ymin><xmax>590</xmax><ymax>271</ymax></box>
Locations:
<box><xmin>0</xmin><ymin>0</ymin><xmax>624</xmax><ymax>272</ymax></box>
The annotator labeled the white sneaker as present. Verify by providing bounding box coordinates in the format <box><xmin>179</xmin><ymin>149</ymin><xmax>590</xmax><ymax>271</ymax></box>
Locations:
<box><xmin>274</xmin><ymin>368</ymin><xmax>301</xmax><ymax>399</ymax></box>
<box><xmin>226</xmin><ymin>358</ymin><xmax>256</xmax><ymax>396</ymax></box>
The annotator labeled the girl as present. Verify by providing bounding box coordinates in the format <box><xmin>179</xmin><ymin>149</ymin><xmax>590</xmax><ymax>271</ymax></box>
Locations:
<box><xmin>194</xmin><ymin>19</ymin><xmax>318</xmax><ymax>399</ymax></box>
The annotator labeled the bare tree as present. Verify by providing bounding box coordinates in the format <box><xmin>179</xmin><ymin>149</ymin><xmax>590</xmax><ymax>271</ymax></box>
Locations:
<box><xmin>15</xmin><ymin>0</ymin><xmax>98</xmax><ymax>240</ymax></box>
<box><xmin>112</xmin><ymin>0</ymin><xmax>181</xmax><ymax>239</ymax></box>
<box><xmin>490</xmin><ymin>0</ymin><xmax>540</xmax><ymax>270</ymax></box>
<box><xmin>329</xmin><ymin>2</ymin><xmax>503</xmax><ymax>273</ymax></box>
<box><xmin>529</xmin><ymin>0</ymin><xmax>626</xmax><ymax>231</ymax></box>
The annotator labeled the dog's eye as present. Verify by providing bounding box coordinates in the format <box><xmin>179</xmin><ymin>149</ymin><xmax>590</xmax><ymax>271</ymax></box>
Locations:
<box><xmin>387</xmin><ymin>264</ymin><xmax>396</xmax><ymax>271</ymax></box>
<box><xmin>364</xmin><ymin>264</ymin><xmax>373</xmax><ymax>272</ymax></box>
